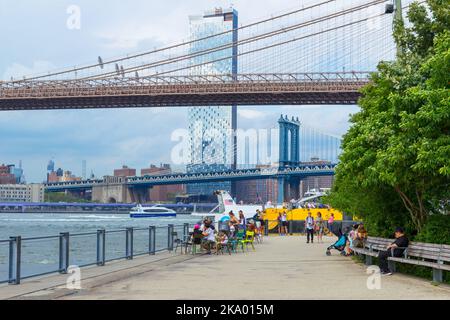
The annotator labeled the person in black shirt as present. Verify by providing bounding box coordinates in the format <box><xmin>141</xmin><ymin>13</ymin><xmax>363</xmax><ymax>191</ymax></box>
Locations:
<box><xmin>378</xmin><ymin>227</ymin><xmax>409</xmax><ymax>275</ymax></box>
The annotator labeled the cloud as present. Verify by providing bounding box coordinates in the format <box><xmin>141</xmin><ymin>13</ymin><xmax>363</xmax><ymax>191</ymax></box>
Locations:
<box><xmin>237</xmin><ymin>109</ymin><xmax>266</xmax><ymax>119</ymax></box>
<box><xmin>2</xmin><ymin>61</ymin><xmax>57</xmax><ymax>81</ymax></box>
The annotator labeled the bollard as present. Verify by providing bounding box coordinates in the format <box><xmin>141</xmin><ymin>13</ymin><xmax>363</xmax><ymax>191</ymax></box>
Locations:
<box><xmin>168</xmin><ymin>224</ymin><xmax>174</xmax><ymax>251</ymax></box>
<box><xmin>96</xmin><ymin>229</ymin><xmax>106</xmax><ymax>266</ymax></box>
<box><xmin>264</xmin><ymin>220</ymin><xmax>269</xmax><ymax>237</ymax></box>
<box><xmin>149</xmin><ymin>226</ymin><xmax>156</xmax><ymax>255</ymax></box>
<box><xmin>59</xmin><ymin>232</ymin><xmax>70</xmax><ymax>274</ymax></box>
<box><xmin>289</xmin><ymin>220</ymin><xmax>293</xmax><ymax>235</ymax></box>
<box><xmin>8</xmin><ymin>236</ymin><xmax>21</xmax><ymax>285</ymax></box>
<box><xmin>126</xmin><ymin>228</ymin><xmax>134</xmax><ymax>260</ymax></box>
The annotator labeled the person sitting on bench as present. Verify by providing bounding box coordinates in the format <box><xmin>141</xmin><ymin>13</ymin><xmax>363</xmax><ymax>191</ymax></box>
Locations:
<box><xmin>378</xmin><ymin>227</ymin><xmax>409</xmax><ymax>276</ymax></box>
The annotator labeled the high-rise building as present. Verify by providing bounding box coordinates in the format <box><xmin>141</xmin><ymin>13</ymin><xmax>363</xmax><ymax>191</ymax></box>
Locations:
<box><xmin>82</xmin><ymin>160</ymin><xmax>87</xmax><ymax>180</ymax></box>
<box><xmin>186</xmin><ymin>8</ymin><xmax>238</xmax><ymax>197</ymax></box>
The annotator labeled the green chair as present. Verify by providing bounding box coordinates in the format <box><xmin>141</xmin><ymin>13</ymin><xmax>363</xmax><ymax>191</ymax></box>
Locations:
<box><xmin>191</xmin><ymin>233</ymin><xmax>203</xmax><ymax>255</ymax></box>
<box><xmin>241</xmin><ymin>231</ymin><xmax>256</xmax><ymax>251</ymax></box>
<box><xmin>231</xmin><ymin>229</ymin><xmax>245</xmax><ymax>253</ymax></box>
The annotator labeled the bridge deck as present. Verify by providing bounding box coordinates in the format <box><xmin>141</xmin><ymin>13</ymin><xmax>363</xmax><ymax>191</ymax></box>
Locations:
<box><xmin>2</xmin><ymin>236</ymin><xmax>449</xmax><ymax>300</ymax></box>
<box><xmin>0</xmin><ymin>73</ymin><xmax>369</xmax><ymax>110</ymax></box>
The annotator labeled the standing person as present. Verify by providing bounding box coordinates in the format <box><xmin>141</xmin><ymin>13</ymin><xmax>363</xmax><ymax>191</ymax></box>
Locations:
<box><xmin>327</xmin><ymin>213</ymin><xmax>335</xmax><ymax>234</ymax></box>
<box><xmin>378</xmin><ymin>227</ymin><xmax>409</xmax><ymax>275</ymax></box>
<box><xmin>253</xmin><ymin>209</ymin><xmax>262</xmax><ymax>230</ymax></box>
<box><xmin>315</xmin><ymin>212</ymin><xmax>325</xmax><ymax>243</ymax></box>
<box><xmin>228</xmin><ymin>211</ymin><xmax>239</xmax><ymax>229</ymax></box>
<box><xmin>238</xmin><ymin>210</ymin><xmax>246</xmax><ymax>231</ymax></box>
<box><xmin>305</xmin><ymin>211</ymin><xmax>315</xmax><ymax>243</ymax></box>
<box><xmin>281</xmin><ymin>211</ymin><xmax>288</xmax><ymax>236</ymax></box>
<box><xmin>277</xmin><ymin>212</ymin><xmax>283</xmax><ymax>236</ymax></box>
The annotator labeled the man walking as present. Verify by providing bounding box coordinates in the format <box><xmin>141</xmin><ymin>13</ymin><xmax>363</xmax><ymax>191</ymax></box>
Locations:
<box><xmin>305</xmin><ymin>211</ymin><xmax>315</xmax><ymax>244</ymax></box>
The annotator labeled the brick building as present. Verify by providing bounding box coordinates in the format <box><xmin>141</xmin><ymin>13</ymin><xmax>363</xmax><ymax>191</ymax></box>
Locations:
<box><xmin>141</xmin><ymin>164</ymin><xmax>184</xmax><ymax>202</ymax></box>
<box><xmin>0</xmin><ymin>164</ymin><xmax>16</xmax><ymax>185</ymax></box>
<box><xmin>114</xmin><ymin>165</ymin><xmax>136</xmax><ymax>177</ymax></box>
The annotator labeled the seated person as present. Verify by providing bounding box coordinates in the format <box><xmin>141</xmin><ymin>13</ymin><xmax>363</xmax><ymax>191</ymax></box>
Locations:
<box><xmin>228</xmin><ymin>224</ymin><xmax>236</xmax><ymax>238</ymax></box>
<box><xmin>247</xmin><ymin>220</ymin><xmax>256</xmax><ymax>232</ymax></box>
<box><xmin>216</xmin><ymin>231</ymin><xmax>229</xmax><ymax>254</ymax></box>
<box><xmin>201</xmin><ymin>222</ymin><xmax>216</xmax><ymax>254</ymax></box>
<box><xmin>192</xmin><ymin>224</ymin><xmax>203</xmax><ymax>245</ymax></box>
<box><xmin>378</xmin><ymin>227</ymin><xmax>409</xmax><ymax>275</ymax></box>
<box><xmin>345</xmin><ymin>224</ymin><xmax>359</xmax><ymax>255</ymax></box>
<box><xmin>353</xmin><ymin>224</ymin><xmax>368</xmax><ymax>248</ymax></box>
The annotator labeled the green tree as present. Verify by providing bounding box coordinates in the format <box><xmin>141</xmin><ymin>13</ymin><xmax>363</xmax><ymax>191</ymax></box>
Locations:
<box><xmin>330</xmin><ymin>1</ymin><xmax>449</xmax><ymax>232</ymax></box>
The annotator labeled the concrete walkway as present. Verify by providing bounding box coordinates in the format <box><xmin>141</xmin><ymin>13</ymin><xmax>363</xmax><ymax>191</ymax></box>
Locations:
<box><xmin>1</xmin><ymin>236</ymin><xmax>449</xmax><ymax>300</ymax></box>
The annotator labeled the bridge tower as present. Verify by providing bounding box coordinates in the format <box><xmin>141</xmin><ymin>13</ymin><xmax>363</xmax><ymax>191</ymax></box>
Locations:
<box><xmin>277</xmin><ymin>115</ymin><xmax>301</xmax><ymax>204</ymax></box>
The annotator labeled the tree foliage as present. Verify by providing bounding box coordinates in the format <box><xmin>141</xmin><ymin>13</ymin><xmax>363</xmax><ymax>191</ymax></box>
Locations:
<box><xmin>329</xmin><ymin>0</ymin><xmax>449</xmax><ymax>233</ymax></box>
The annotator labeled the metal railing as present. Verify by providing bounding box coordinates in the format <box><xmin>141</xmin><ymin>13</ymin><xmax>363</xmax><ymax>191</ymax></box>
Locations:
<box><xmin>262</xmin><ymin>219</ymin><xmax>359</xmax><ymax>235</ymax></box>
<box><xmin>0</xmin><ymin>223</ymin><xmax>192</xmax><ymax>285</ymax></box>
<box><xmin>216</xmin><ymin>219</ymin><xmax>358</xmax><ymax>236</ymax></box>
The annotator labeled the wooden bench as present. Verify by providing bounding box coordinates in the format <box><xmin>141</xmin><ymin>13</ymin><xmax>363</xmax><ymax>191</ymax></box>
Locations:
<box><xmin>352</xmin><ymin>236</ymin><xmax>450</xmax><ymax>282</ymax></box>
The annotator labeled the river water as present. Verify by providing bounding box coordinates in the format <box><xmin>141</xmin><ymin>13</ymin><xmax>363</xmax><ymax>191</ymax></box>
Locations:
<box><xmin>0</xmin><ymin>212</ymin><xmax>200</xmax><ymax>282</ymax></box>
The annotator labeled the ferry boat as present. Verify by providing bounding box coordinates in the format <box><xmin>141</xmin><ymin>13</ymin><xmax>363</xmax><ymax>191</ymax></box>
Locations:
<box><xmin>129</xmin><ymin>204</ymin><xmax>176</xmax><ymax>218</ymax></box>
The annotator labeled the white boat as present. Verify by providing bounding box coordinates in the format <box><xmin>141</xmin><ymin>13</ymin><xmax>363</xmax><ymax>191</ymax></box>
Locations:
<box><xmin>129</xmin><ymin>204</ymin><xmax>176</xmax><ymax>218</ymax></box>
<box><xmin>192</xmin><ymin>190</ymin><xmax>267</xmax><ymax>224</ymax></box>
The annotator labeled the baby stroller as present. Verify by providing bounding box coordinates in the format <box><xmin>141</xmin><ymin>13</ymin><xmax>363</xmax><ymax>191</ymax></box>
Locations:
<box><xmin>326</xmin><ymin>224</ymin><xmax>348</xmax><ymax>256</ymax></box>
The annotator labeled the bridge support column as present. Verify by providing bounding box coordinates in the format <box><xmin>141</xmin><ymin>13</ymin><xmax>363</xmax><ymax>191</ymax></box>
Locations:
<box><xmin>287</xmin><ymin>177</ymin><xmax>301</xmax><ymax>200</ymax></box>
<box><xmin>129</xmin><ymin>186</ymin><xmax>150</xmax><ymax>204</ymax></box>
<box><xmin>277</xmin><ymin>178</ymin><xmax>285</xmax><ymax>205</ymax></box>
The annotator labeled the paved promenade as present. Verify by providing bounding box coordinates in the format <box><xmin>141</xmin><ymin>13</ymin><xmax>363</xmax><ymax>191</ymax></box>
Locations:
<box><xmin>1</xmin><ymin>236</ymin><xmax>449</xmax><ymax>300</ymax></box>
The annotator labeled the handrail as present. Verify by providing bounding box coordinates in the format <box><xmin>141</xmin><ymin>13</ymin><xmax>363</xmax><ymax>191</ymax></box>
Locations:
<box><xmin>0</xmin><ymin>223</ymin><xmax>193</xmax><ymax>284</ymax></box>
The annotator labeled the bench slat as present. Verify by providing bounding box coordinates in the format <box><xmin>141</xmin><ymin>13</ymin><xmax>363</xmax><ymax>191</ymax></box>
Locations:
<box><xmin>388</xmin><ymin>257</ymin><xmax>450</xmax><ymax>271</ymax></box>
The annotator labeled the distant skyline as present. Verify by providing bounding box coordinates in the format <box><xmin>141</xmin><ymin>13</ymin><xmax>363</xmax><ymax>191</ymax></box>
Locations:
<box><xmin>0</xmin><ymin>0</ymin><xmax>378</xmax><ymax>182</ymax></box>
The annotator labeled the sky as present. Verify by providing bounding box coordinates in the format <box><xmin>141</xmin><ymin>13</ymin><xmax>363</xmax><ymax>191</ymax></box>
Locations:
<box><xmin>0</xmin><ymin>0</ymin><xmax>368</xmax><ymax>182</ymax></box>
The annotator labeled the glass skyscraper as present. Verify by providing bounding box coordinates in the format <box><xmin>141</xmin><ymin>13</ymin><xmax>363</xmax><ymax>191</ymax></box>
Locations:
<box><xmin>186</xmin><ymin>8</ymin><xmax>238</xmax><ymax>196</ymax></box>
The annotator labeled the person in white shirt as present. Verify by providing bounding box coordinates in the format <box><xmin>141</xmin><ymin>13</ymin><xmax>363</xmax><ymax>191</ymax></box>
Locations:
<box><xmin>305</xmin><ymin>211</ymin><xmax>315</xmax><ymax>244</ymax></box>
<box><xmin>202</xmin><ymin>223</ymin><xmax>216</xmax><ymax>254</ymax></box>
<box><xmin>281</xmin><ymin>212</ymin><xmax>288</xmax><ymax>235</ymax></box>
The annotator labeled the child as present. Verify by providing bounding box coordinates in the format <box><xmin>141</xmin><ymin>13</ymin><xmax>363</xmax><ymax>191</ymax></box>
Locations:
<box><xmin>216</xmin><ymin>231</ymin><xmax>229</xmax><ymax>255</ymax></box>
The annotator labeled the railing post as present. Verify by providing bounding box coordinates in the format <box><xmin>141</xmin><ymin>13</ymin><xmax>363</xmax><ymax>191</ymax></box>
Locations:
<box><xmin>183</xmin><ymin>223</ymin><xmax>189</xmax><ymax>242</ymax></box>
<box><xmin>168</xmin><ymin>224</ymin><xmax>174</xmax><ymax>251</ymax></box>
<box><xmin>59</xmin><ymin>232</ymin><xmax>69</xmax><ymax>274</ymax></box>
<box><xmin>126</xmin><ymin>228</ymin><xmax>134</xmax><ymax>260</ymax></box>
<box><xmin>264</xmin><ymin>220</ymin><xmax>269</xmax><ymax>236</ymax></box>
<box><xmin>8</xmin><ymin>236</ymin><xmax>21</xmax><ymax>285</ymax></box>
<box><xmin>96</xmin><ymin>229</ymin><xmax>105</xmax><ymax>266</ymax></box>
<box><xmin>149</xmin><ymin>226</ymin><xmax>156</xmax><ymax>255</ymax></box>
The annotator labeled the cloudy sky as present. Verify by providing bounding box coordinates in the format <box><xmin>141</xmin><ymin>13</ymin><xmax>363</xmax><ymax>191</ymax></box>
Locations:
<box><xmin>0</xmin><ymin>0</ymin><xmax>370</xmax><ymax>182</ymax></box>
